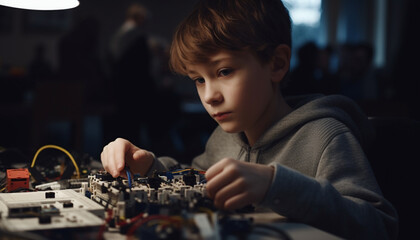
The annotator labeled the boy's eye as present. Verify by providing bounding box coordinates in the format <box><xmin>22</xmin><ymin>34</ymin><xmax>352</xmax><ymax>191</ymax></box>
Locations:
<box><xmin>218</xmin><ymin>68</ymin><xmax>233</xmax><ymax>77</ymax></box>
<box><xmin>194</xmin><ymin>77</ymin><xmax>205</xmax><ymax>84</ymax></box>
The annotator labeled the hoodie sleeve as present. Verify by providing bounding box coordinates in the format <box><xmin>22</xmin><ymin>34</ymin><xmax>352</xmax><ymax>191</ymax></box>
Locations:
<box><xmin>143</xmin><ymin>154</ymin><xmax>180</xmax><ymax>177</ymax></box>
<box><xmin>260</xmin><ymin>131</ymin><xmax>399</xmax><ymax>240</ymax></box>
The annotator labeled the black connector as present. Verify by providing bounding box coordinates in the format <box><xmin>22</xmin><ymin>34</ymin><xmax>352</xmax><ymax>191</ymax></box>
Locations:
<box><xmin>38</xmin><ymin>214</ymin><xmax>52</xmax><ymax>224</ymax></box>
<box><xmin>45</xmin><ymin>192</ymin><xmax>55</xmax><ymax>198</ymax></box>
<box><xmin>183</xmin><ymin>169</ymin><xmax>196</xmax><ymax>187</ymax></box>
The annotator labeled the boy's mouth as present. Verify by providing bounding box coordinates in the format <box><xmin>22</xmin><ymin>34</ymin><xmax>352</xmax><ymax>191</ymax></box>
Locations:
<box><xmin>213</xmin><ymin>112</ymin><xmax>232</xmax><ymax>121</ymax></box>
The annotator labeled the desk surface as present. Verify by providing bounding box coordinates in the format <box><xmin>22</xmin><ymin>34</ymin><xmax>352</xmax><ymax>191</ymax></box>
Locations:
<box><xmin>0</xmin><ymin>191</ymin><xmax>341</xmax><ymax>240</ymax></box>
<box><xmin>101</xmin><ymin>212</ymin><xmax>341</xmax><ymax>240</ymax></box>
<box><xmin>0</xmin><ymin>157</ymin><xmax>341</xmax><ymax>240</ymax></box>
<box><xmin>245</xmin><ymin>212</ymin><xmax>342</xmax><ymax>240</ymax></box>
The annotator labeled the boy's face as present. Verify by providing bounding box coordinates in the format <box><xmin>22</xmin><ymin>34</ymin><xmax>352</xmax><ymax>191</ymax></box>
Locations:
<box><xmin>187</xmin><ymin>50</ymin><xmax>280</xmax><ymax>138</ymax></box>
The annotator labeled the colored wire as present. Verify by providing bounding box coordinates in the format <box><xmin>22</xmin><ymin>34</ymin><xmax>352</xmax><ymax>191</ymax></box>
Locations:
<box><xmin>198</xmin><ymin>207</ymin><xmax>214</xmax><ymax>218</ymax></box>
<box><xmin>0</xmin><ymin>177</ymin><xmax>6</xmax><ymax>189</ymax></box>
<box><xmin>117</xmin><ymin>212</ymin><xmax>144</xmax><ymax>227</ymax></box>
<box><xmin>126</xmin><ymin>168</ymin><xmax>132</xmax><ymax>189</ymax></box>
<box><xmin>171</xmin><ymin>169</ymin><xmax>190</xmax><ymax>174</ymax></box>
<box><xmin>126</xmin><ymin>215</ymin><xmax>181</xmax><ymax>237</ymax></box>
<box><xmin>9</xmin><ymin>187</ymin><xmax>34</xmax><ymax>192</ymax></box>
<box><xmin>146</xmin><ymin>216</ymin><xmax>184</xmax><ymax>228</ymax></box>
<box><xmin>97</xmin><ymin>208</ymin><xmax>113</xmax><ymax>240</ymax></box>
<box><xmin>31</xmin><ymin>145</ymin><xmax>80</xmax><ymax>179</ymax></box>
<box><xmin>147</xmin><ymin>219</ymin><xmax>172</xmax><ymax>227</ymax></box>
<box><xmin>171</xmin><ymin>168</ymin><xmax>206</xmax><ymax>175</ymax></box>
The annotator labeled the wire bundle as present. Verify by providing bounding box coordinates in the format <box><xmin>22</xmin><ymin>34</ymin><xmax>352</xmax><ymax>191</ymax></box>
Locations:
<box><xmin>31</xmin><ymin>144</ymin><xmax>80</xmax><ymax>179</ymax></box>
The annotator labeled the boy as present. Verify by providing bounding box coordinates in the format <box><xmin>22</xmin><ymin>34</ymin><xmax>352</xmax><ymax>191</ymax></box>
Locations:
<box><xmin>101</xmin><ymin>0</ymin><xmax>398</xmax><ymax>239</ymax></box>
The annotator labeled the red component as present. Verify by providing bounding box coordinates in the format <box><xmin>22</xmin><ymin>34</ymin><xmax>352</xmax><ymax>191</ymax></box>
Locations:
<box><xmin>6</xmin><ymin>168</ymin><xmax>30</xmax><ymax>192</ymax></box>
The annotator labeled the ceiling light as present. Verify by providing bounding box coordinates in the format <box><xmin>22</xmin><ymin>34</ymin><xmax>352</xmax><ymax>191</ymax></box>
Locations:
<box><xmin>0</xmin><ymin>0</ymin><xmax>79</xmax><ymax>10</ymax></box>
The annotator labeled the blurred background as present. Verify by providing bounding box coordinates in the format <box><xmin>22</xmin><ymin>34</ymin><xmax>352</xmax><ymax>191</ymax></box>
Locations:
<box><xmin>0</xmin><ymin>0</ymin><xmax>419</xmax><ymax>162</ymax></box>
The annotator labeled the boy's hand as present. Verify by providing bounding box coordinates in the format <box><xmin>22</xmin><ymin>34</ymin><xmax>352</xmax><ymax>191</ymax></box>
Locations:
<box><xmin>100</xmin><ymin>138</ymin><xmax>154</xmax><ymax>178</ymax></box>
<box><xmin>205</xmin><ymin>158</ymin><xmax>274</xmax><ymax>210</ymax></box>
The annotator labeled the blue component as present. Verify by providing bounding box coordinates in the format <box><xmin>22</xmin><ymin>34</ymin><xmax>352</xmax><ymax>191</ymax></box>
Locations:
<box><xmin>165</xmin><ymin>172</ymin><xmax>174</xmax><ymax>180</ymax></box>
<box><xmin>126</xmin><ymin>169</ymin><xmax>132</xmax><ymax>189</ymax></box>
<box><xmin>85</xmin><ymin>190</ymin><xmax>91</xmax><ymax>198</ymax></box>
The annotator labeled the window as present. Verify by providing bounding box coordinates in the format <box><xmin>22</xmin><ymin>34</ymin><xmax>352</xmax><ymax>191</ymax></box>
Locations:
<box><xmin>283</xmin><ymin>0</ymin><xmax>323</xmax><ymax>69</ymax></box>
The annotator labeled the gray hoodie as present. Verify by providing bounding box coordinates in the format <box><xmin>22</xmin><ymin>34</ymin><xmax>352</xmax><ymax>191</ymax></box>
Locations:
<box><xmin>150</xmin><ymin>94</ymin><xmax>399</xmax><ymax>240</ymax></box>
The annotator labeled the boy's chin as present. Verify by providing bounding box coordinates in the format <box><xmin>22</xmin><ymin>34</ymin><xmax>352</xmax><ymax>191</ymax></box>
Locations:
<box><xmin>218</xmin><ymin>123</ymin><xmax>242</xmax><ymax>133</ymax></box>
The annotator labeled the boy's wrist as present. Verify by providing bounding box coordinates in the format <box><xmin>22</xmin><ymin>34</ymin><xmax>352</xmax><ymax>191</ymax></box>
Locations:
<box><xmin>258</xmin><ymin>164</ymin><xmax>275</xmax><ymax>204</ymax></box>
<box><xmin>258</xmin><ymin>163</ymin><xmax>277</xmax><ymax>206</ymax></box>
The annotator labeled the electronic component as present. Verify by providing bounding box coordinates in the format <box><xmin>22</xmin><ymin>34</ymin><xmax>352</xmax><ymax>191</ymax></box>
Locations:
<box><xmin>6</xmin><ymin>168</ymin><xmax>30</xmax><ymax>192</ymax></box>
<box><xmin>0</xmin><ymin>144</ymin><xmax>295</xmax><ymax>239</ymax></box>
<box><xmin>34</xmin><ymin>178</ymin><xmax>90</xmax><ymax>191</ymax></box>
<box><xmin>88</xmin><ymin>169</ymin><xmax>220</xmax><ymax>239</ymax></box>
<box><xmin>0</xmin><ymin>189</ymin><xmax>104</xmax><ymax>232</ymax></box>
<box><xmin>0</xmin><ymin>168</ymin><xmax>289</xmax><ymax>240</ymax></box>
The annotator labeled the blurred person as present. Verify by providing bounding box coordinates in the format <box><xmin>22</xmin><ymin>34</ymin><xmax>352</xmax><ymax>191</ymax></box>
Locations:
<box><xmin>106</xmin><ymin>3</ymin><xmax>157</xmax><ymax>146</ymax></box>
<box><xmin>315</xmin><ymin>44</ymin><xmax>340</xmax><ymax>95</ymax></box>
<box><xmin>283</xmin><ymin>41</ymin><xmax>319</xmax><ymax>95</ymax></box>
<box><xmin>284</xmin><ymin>42</ymin><xmax>339</xmax><ymax>96</ymax></box>
<box><xmin>338</xmin><ymin>42</ymin><xmax>378</xmax><ymax>101</ymax></box>
<box><xmin>58</xmin><ymin>16</ymin><xmax>104</xmax><ymax>100</ymax></box>
<box><xmin>28</xmin><ymin>43</ymin><xmax>54</xmax><ymax>83</ymax></box>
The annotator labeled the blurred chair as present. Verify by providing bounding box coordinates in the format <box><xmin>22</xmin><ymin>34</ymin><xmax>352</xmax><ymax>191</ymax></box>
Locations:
<box><xmin>366</xmin><ymin>116</ymin><xmax>420</xmax><ymax>240</ymax></box>
<box><xmin>31</xmin><ymin>81</ymin><xmax>85</xmax><ymax>152</ymax></box>
<box><xmin>357</xmin><ymin>100</ymin><xmax>410</xmax><ymax>118</ymax></box>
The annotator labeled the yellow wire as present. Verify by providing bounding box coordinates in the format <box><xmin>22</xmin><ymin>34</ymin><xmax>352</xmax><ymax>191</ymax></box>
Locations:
<box><xmin>171</xmin><ymin>169</ymin><xmax>189</xmax><ymax>174</ymax></box>
<box><xmin>147</xmin><ymin>219</ymin><xmax>171</xmax><ymax>227</ymax></box>
<box><xmin>198</xmin><ymin>207</ymin><xmax>214</xmax><ymax>218</ymax></box>
<box><xmin>0</xmin><ymin>187</ymin><xmax>6</xmax><ymax>192</ymax></box>
<box><xmin>31</xmin><ymin>144</ymin><xmax>80</xmax><ymax>179</ymax></box>
<box><xmin>171</xmin><ymin>168</ymin><xmax>202</xmax><ymax>174</ymax></box>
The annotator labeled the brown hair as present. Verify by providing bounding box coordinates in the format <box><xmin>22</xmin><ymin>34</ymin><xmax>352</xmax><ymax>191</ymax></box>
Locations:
<box><xmin>169</xmin><ymin>0</ymin><xmax>292</xmax><ymax>75</ymax></box>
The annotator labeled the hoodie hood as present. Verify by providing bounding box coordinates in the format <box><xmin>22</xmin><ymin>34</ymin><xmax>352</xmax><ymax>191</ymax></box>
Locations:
<box><xmin>236</xmin><ymin>94</ymin><xmax>374</xmax><ymax>150</ymax></box>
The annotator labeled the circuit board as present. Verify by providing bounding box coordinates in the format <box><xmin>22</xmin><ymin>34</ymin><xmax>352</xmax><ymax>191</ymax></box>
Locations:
<box><xmin>0</xmin><ymin>145</ymin><xmax>341</xmax><ymax>240</ymax></box>
<box><xmin>89</xmin><ymin>169</ymin><xmax>220</xmax><ymax>239</ymax></box>
<box><xmin>0</xmin><ymin>169</ymin><xmax>262</xmax><ymax>240</ymax></box>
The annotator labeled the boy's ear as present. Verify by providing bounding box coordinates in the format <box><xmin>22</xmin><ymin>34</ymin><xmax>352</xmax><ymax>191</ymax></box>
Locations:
<box><xmin>270</xmin><ymin>44</ymin><xmax>291</xmax><ymax>83</ymax></box>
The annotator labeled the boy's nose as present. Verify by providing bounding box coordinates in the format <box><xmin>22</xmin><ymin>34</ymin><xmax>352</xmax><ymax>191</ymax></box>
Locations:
<box><xmin>203</xmin><ymin>82</ymin><xmax>223</xmax><ymax>105</ymax></box>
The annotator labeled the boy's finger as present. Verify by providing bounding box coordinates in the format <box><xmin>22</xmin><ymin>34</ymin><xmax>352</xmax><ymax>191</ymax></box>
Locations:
<box><xmin>131</xmin><ymin>149</ymin><xmax>149</xmax><ymax>162</ymax></box>
<box><xmin>100</xmin><ymin>147</ymin><xmax>108</xmax><ymax>169</ymax></box>
<box><xmin>205</xmin><ymin>158</ymin><xmax>231</xmax><ymax>181</ymax></box>
<box><xmin>109</xmin><ymin>142</ymin><xmax>128</xmax><ymax>177</ymax></box>
<box><xmin>224</xmin><ymin>192</ymin><xmax>250</xmax><ymax>210</ymax></box>
<box><xmin>206</xmin><ymin>168</ymin><xmax>237</xmax><ymax>198</ymax></box>
<box><xmin>213</xmin><ymin>178</ymin><xmax>244</xmax><ymax>209</ymax></box>
<box><xmin>118</xmin><ymin>169</ymin><xmax>128</xmax><ymax>179</ymax></box>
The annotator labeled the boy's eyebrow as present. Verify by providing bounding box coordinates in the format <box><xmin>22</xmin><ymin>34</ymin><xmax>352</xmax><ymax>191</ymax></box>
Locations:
<box><xmin>186</xmin><ymin>56</ymin><xmax>235</xmax><ymax>75</ymax></box>
<box><xmin>186</xmin><ymin>70</ymin><xmax>198</xmax><ymax>76</ymax></box>
<box><xmin>209</xmin><ymin>56</ymin><xmax>234</xmax><ymax>66</ymax></box>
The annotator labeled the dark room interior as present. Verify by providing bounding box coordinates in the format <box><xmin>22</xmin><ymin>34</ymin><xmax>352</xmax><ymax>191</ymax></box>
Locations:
<box><xmin>0</xmin><ymin>0</ymin><xmax>419</xmax><ymax>239</ymax></box>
